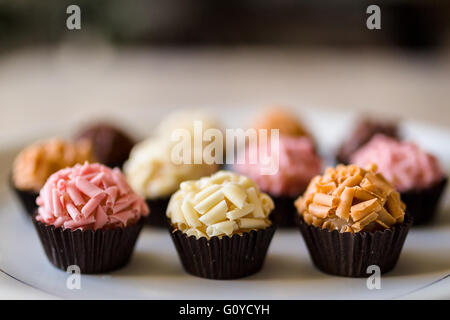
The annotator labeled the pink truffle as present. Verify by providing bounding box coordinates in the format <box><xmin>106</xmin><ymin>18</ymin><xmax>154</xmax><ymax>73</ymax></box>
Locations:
<box><xmin>351</xmin><ymin>134</ymin><xmax>443</xmax><ymax>192</ymax></box>
<box><xmin>36</xmin><ymin>162</ymin><xmax>149</xmax><ymax>230</ymax></box>
<box><xmin>235</xmin><ymin>136</ymin><xmax>322</xmax><ymax>197</ymax></box>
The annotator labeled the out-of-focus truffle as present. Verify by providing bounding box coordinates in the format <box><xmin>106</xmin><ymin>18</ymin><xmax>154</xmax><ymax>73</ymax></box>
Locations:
<box><xmin>13</xmin><ymin>138</ymin><xmax>95</xmax><ymax>192</ymax></box>
<box><xmin>336</xmin><ymin>118</ymin><xmax>399</xmax><ymax>164</ymax></box>
<box><xmin>75</xmin><ymin>123</ymin><xmax>134</xmax><ymax>169</ymax></box>
<box><xmin>250</xmin><ymin>106</ymin><xmax>311</xmax><ymax>138</ymax></box>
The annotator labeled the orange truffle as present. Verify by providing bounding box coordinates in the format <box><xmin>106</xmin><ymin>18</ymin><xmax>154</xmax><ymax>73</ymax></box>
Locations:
<box><xmin>250</xmin><ymin>106</ymin><xmax>310</xmax><ymax>138</ymax></box>
<box><xmin>295</xmin><ymin>164</ymin><xmax>406</xmax><ymax>233</ymax></box>
<box><xmin>12</xmin><ymin>138</ymin><xmax>95</xmax><ymax>192</ymax></box>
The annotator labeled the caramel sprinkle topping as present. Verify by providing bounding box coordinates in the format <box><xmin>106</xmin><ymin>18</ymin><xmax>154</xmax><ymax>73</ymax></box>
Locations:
<box><xmin>13</xmin><ymin>138</ymin><xmax>95</xmax><ymax>192</ymax></box>
<box><xmin>295</xmin><ymin>164</ymin><xmax>406</xmax><ymax>233</ymax></box>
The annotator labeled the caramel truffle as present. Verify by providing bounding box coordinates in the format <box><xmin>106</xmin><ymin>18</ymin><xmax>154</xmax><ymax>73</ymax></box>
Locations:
<box><xmin>12</xmin><ymin>138</ymin><xmax>95</xmax><ymax>192</ymax></box>
<box><xmin>250</xmin><ymin>106</ymin><xmax>310</xmax><ymax>137</ymax></box>
<box><xmin>295</xmin><ymin>164</ymin><xmax>406</xmax><ymax>233</ymax></box>
<box><xmin>295</xmin><ymin>164</ymin><xmax>411</xmax><ymax>277</ymax></box>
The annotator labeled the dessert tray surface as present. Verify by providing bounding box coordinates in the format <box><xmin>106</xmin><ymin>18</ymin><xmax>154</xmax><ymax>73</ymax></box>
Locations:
<box><xmin>0</xmin><ymin>109</ymin><xmax>449</xmax><ymax>299</ymax></box>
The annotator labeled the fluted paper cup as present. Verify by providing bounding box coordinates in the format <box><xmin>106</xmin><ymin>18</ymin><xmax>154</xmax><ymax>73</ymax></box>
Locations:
<box><xmin>9</xmin><ymin>175</ymin><xmax>39</xmax><ymax>216</ymax></box>
<box><xmin>145</xmin><ymin>197</ymin><xmax>170</xmax><ymax>227</ymax></box>
<box><xmin>169</xmin><ymin>224</ymin><xmax>276</xmax><ymax>279</ymax></box>
<box><xmin>296</xmin><ymin>214</ymin><xmax>412</xmax><ymax>277</ymax></box>
<box><xmin>400</xmin><ymin>177</ymin><xmax>447</xmax><ymax>225</ymax></box>
<box><xmin>33</xmin><ymin>215</ymin><xmax>145</xmax><ymax>274</ymax></box>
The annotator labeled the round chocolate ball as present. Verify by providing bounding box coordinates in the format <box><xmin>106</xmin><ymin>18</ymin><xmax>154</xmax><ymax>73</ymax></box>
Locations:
<box><xmin>75</xmin><ymin>123</ymin><xmax>134</xmax><ymax>169</ymax></box>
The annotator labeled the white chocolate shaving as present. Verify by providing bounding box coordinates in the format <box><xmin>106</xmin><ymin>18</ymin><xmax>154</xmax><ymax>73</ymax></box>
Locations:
<box><xmin>167</xmin><ymin>171</ymin><xmax>273</xmax><ymax>239</ymax></box>
<box><xmin>199</xmin><ymin>200</ymin><xmax>228</xmax><ymax>225</ymax></box>
<box><xmin>222</xmin><ymin>183</ymin><xmax>247</xmax><ymax>209</ymax></box>
<box><xmin>194</xmin><ymin>190</ymin><xmax>224</xmax><ymax>214</ymax></box>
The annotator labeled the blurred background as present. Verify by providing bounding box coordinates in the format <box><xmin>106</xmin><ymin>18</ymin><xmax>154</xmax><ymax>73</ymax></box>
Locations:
<box><xmin>1</xmin><ymin>0</ymin><xmax>450</xmax><ymax>147</ymax></box>
<box><xmin>1</xmin><ymin>2</ymin><xmax>450</xmax><ymax>299</ymax></box>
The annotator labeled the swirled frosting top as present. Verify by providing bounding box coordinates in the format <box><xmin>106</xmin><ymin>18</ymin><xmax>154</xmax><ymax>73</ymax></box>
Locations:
<box><xmin>13</xmin><ymin>138</ymin><xmax>95</xmax><ymax>192</ymax></box>
<box><xmin>249</xmin><ymin>106</ymin><xmax>311</xmax><ymax>137</ymax></box>
<box><xmin>36</xmin><ymin>162</ymin><xmax>149</xmax><ymax>230</ymax></box>
<box><xmin>124</xmin><ymin>138</ymin><xmax>219</xmax><ymax>199</ymax></box>
<box><xmin>167</xmin><ymin>171</ymin><xmax>274</xmax><ymax>239</ymax></box>
<box><xmin>295</xmin><ymin>164</ymin><xmax>406</xmax><ymax>233</ymax></box>
<box><xmin>235</xmin><ymin>135</ymin><xmax>322</xmax><ymax>197</ymax></box>
<box><xmin>351</xmin><ymin>134</ymin><xmax>443</xmax><ymax>192</ymax></box>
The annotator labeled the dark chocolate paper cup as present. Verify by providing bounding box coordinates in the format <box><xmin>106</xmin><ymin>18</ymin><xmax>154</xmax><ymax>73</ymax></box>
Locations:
<box><xmin>400</xmin><ymin>177</ymin><xmax>447</xmax><ymax>225</ymax></box>
<box><xmin>9</xmin><ymin>176</ymin><xmax>39</xmax><ymax>216</ymax></box>
<box><xmin>32</xmin><ymin>215</ymin><xmax>145</xmax><ymax>274</ymax></box>
<box><xmin>270</xmin><ymin>195</ymin><xmax>297</xmax><ymax>228</ymax></box>
<box><xmin>145</xmin><ymin>197</ymin><xmax>170</xmax><ymax>227</ymax></box>
<box><xmin>169</xmin><ymin>224</ymin><xmax>276</xmax><ymax>279</ymax></box>
<box><xmin>296</xmin><ymin>214</ymin><xmax>412</xmax><ymax>277</ymax></box>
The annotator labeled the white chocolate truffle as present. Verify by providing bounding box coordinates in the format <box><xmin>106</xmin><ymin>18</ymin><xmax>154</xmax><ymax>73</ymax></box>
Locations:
<box><xmin>167</xmin><ymin>171</ymin><xmax>274</xmax><ymax>239</ymax></box>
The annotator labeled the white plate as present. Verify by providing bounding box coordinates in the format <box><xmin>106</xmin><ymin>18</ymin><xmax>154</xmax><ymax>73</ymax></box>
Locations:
<box><xmin>0</xmin><ymin>108</ymin><xmax>449</xmax><ymax>299</ymax></box>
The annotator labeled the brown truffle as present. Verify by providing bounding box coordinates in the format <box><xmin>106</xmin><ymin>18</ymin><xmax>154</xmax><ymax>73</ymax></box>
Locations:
<box><xmin>336</xmin><ymin>117</ymin><xmax>399</xmax><ymax>164</ymax></box>
<box><xmin>75</xmin><ymin>123</ymin><xmax>134</xmax><ymax>169</ymax></box>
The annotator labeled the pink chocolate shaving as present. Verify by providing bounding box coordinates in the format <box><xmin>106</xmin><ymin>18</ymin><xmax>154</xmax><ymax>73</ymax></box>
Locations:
<box><xmin>81</xmin><ymin>192</ymin><xmax>106</xmax><ymax>218</ymax></box>
<box><xmin>351</xmin><ymin>134</ymin><xmax>444</xmax><ymax>192</ymax></box>
<box><xmin>67</xmin><ymin>183</ymin><xmax>85</xmax><ymax>206</ymax></box>
<box><xmin>52</xmin><ymin>189</ymin><xmax>63</xmax><ymax>217</ymax></box>
<box><xmin>94</xmin><ymin>205</ymin><xmax>109</xmax><ymax>230</ymax></box>
<box><xmin>235</xmin><ymin>136</ymin><xmax>322</xmax><ymax>197</ymax></box>
<box><xmin>75</xmin><ymin>176</ymin><xmax>103</xmax><ymax>198</ymax></box>
<box><xmin>35</xmin><ymin>162</ymin><xmax>149</xmax><ymax>230</ymax></box>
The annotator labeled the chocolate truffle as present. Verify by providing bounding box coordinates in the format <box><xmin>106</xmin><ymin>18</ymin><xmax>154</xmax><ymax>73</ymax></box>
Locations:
<box><xmin>124</xmin><ymin>137</ymin><xmax>220</xmax><ymax>227</ymax></box>
<box><xmin>33</xmin><ymin>162</ymin><xmax>149</xmax><ymax>273</ymax></box>
<box><xmin>235</xmin><ymin>135</ymin><xmax>322</xmax><ymax>227</ymax></box>
<box><xmin>11</xmin><ymin>138</ymin><xmax>95</xmax><ymax>215</ymax></box>
<box><xmin>250</xmin><ymin>106</ymin><xmax>311</xmax><ymax>138</ymax></box>
<box><xmin>351</xmin><ymin>134</ymin><xmax>447</xmax><ymax>225</ymax></box>
<box><xmin>124</xmin><ymin>110</ymin><xmax>223</xmax><ymax>227</ymax></box>
<box><xmin>295</xmin><ymin>164</ymin><xmax>412</xmax><ymax>277</ymax></box>
<box><xmin>167</xmin><ymin>170</ymin><xmax>275</xmax><ymax>279</ymax></box>
<box><xmin>75</xmin><ymin>123</ymin><xmax>134</xmax><ymax>169</ymax></box>
<box><xmin>336</xmin><ymin>117</ymin><xmax>399</xmax><ymax>164</ymax></box>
